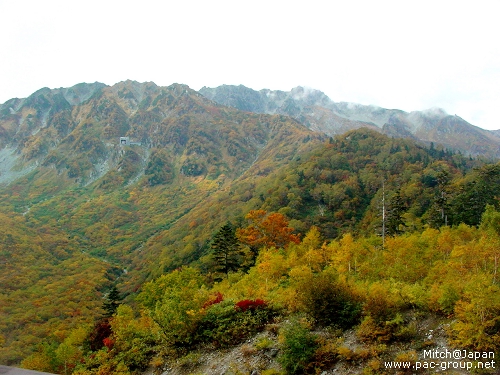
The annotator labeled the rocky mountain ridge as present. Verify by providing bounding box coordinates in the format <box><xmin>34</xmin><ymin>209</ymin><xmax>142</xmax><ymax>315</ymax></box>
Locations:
<box><xmin>0</xmin><ymin>81</ymin><xmax>320</xmax><ymax>188</ymax></box>
<box><xmin>2</xmin><ymin>80</ymin><xmax>499</xmax><ymax>171</ymax></box>
<box><xmin>200</xmin><ymin>84</ymin><xmax>500</xmax><ymax>159</ymax></box>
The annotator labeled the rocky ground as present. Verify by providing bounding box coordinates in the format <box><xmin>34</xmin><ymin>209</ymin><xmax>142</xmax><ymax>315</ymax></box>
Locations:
<box><xmin>145</xmin><ymin>312</ymin><xmax>496</xmax><ymax>375</ymax></box>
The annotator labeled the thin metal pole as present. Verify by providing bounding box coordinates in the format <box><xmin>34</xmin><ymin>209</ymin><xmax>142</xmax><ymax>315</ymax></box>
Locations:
<box><xmin>382</xmin><ymin>181</ymin><xmax>386</xmax><ymax>248</ymax></box>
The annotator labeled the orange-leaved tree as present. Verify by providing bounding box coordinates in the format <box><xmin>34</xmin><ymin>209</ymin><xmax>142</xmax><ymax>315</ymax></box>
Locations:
<box><xmin>236</xmin><ymin>210</ymin><xmax>300</xmax><ymax>251</ymax></box>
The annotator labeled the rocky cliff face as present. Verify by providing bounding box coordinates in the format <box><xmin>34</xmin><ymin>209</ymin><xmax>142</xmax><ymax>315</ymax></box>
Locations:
<box><xmin>0</xmin><ymin>81</ymin><xmax>320</xmax><ymax>188</ymax></box>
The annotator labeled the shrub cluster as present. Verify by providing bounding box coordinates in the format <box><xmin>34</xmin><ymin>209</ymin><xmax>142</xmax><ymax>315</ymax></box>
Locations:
<box><xmin>278</xmin><ymin>318</ymin><xmax>319</xmax><ymax>375</ymax></box>
<box><xmin>235</xmin><ymin>298</ymin><xmax>267</xmax><ymax>312</ymax></box>
<box><xmin>196</xmin><ymin>299</ymin><xmax>276</xmax><ymax>348</ymax></box>
<box><xmin>299</xmin><ymin>271</ymin><xmax>362</xmax><ymax>329</ymax></box>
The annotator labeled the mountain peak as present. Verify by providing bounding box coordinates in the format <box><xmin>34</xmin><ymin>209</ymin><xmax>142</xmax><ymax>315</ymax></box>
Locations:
<box><xmin>420</xmin><ymin>107</ymin><xmax>448</xmax><ymax>118</ymax></box>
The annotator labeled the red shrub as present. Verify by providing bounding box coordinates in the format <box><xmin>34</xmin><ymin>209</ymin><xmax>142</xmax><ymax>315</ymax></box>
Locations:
<box><xmin>235</xmin><ymin>299</ymin><xmax>267</xmax><ymax>312</ymax></box>
<box><xmin>103</xmin><ymin>337</ymin><xmax>114</xmax><ymax>350</ymax></box>
<box><xmin>88</xmin><ymin>318</ymin><xmax>112</xmax><ymax>351</ymax></box>
<box><xmin>203</xmin><ymin>292</ymin><xmax>224</xmax><ymax>309</ymax></box>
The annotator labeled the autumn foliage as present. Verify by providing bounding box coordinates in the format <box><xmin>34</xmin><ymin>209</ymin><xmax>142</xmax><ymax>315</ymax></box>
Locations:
<box><xmin>237</xmin><ymin>210</ymin><xmax>300</xmax><ymax>249</ymax></box>
<box><xmin>10</xmin><ymin>207</ymin><xmax>500</xmax><ymax>374</ymax></box>
<box><xmin>202</xmin><ymin>291</ymin><xmax>224</xmax><ymax>309</ymax></box>
<box><xmin>3</xmin><ymin>126</ymin><xmax>500</xmax><ymax>373</ymax></box>
<box><xmin>235</xmin><ymin>299</ymin><xmax>267</xmax><ymax>312</ymax></box>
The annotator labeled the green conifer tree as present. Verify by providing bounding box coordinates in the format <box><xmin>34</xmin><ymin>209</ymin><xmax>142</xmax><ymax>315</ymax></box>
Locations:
<box><xmin>102</xmin><ymin>285</ymin><xmax>121</xmax><ymax>317</ymax></box>
<box><xmin>428</xmin><ymin>169</ymin><xmax>450</xmax><ymax>228</ymax></box>
<box><xmin>211</xmin><ymin>223</ymin><xmax>242</xmax><ymax>278</ymax></box>
<box><xmin>386</xmin><ymin>189</ymin><xmax>406</xmax><ymax>236</ymax></box>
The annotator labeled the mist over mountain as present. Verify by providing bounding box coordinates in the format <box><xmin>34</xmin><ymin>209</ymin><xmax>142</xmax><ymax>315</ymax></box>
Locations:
<box><xmin>200</xmin><ymin>84</ymin><xmax>500</xmax><ymax>159</ymax></box>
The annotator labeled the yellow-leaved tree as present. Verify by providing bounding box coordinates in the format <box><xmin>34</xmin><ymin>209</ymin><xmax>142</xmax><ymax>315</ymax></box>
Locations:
<box><xmin>450</xmin><ymin>274</ymin><xmax>500</xmax><ymax>351</ymax></box>
<box><xmin>137</xmin><ymin>267</ymin><xmax>209</xmax><ymax>348</ymax></box>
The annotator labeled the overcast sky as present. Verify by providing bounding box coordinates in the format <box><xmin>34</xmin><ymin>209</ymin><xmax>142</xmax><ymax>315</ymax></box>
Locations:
<box><xmin>1</xmin><ymin>1</ymin><xmax>499</xmax><ymax>129</ymax></box>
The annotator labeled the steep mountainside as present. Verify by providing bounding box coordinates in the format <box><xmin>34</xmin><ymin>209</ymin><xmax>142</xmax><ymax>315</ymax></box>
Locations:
<box><xmin>0</xmin><ymin>81</ymin><xmax>323</xmax><ymax>266</ymax></box>
<box><xmin>0</xmin><ymin>80</ymin><xmax>324</xmax><ymax>364</ymax></box>
<box><xmin>200</xmin><ymin>85</ymin><xmax>500</xmax><ymax>159</ymax></box>
<box><xmin>0</xmin><ymin>81</ymin><xmax>321</xmax><ymax>188</ymax></box>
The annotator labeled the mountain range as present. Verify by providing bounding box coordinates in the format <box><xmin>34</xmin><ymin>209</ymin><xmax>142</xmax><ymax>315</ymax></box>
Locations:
<box><xmin>1</xmin><ymin>81</ymin><xmax>324</xmax><ymax>187</ymax></box>
<box><xmin>1</xmin><ymin>81</ymin><xmax>498</xmax><ymax>188</ymax></box>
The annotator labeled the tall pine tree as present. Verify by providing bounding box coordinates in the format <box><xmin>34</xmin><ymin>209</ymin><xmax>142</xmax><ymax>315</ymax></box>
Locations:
<box><xmin>428</xmin><ymin>169</ymin><xmax>450</xmax><ymax>228</ymax></box>
<box><xmin>102</xmin><ymin>285</ymin><xmax>121</xmax><ymax>317</ymax></box>
<box><xmin>386</xmin><ymin>189</ymin><xmax>406</xmax><ymax>236</ymax></box>
<box><xmin>211</xmin><ymin>223</ymin><xmax>243</xmax><ymax>278</ymax></box>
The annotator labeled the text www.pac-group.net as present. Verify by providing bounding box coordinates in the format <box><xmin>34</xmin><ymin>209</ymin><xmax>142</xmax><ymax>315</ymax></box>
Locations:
<box><xmin>384</xmin><ymin>350</ymin><xmax>496</xmax><ymax>371</ymax></box>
